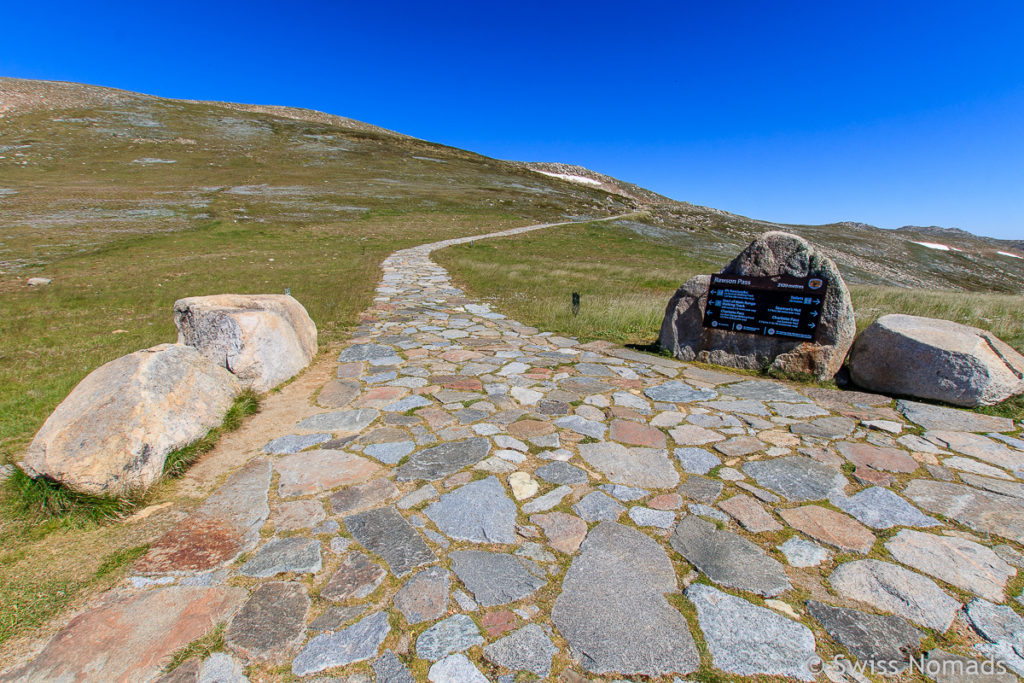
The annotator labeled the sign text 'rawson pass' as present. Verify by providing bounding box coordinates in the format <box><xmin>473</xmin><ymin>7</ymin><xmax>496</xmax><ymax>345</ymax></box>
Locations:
<box><xmin>702</xmin><ymin>274</ymin><xmax>827</xmax><ymax>341</ymax></box>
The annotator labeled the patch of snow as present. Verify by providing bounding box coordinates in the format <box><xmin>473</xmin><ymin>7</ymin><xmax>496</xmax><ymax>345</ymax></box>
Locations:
<box><xmin>535</xmin><ymin>171</ymin><xmax>604</xmax><ymax>187</ymax></box>
<box><xmin>0</xmin><ymin>188</ymin><xmax>18</xmax><ymax>196</ymax></box>
<box><xmin>911</xmin><ymin>241</ymin><xmax>961</xmax><ymax>252</ymax></box>
<box><xmin>412</xmin><ymin>156</ymin><xmax>447</xmax><ymax>163</ymax></box>
<box><xmin>132</xmin><ymin>158</ymin><xmax>176</xmax><ymax>164</ymax></box>
<box><xmin>997</xmin><ymin>251</ymin><xmax>1023</xmax><ymax>259</ymax></box>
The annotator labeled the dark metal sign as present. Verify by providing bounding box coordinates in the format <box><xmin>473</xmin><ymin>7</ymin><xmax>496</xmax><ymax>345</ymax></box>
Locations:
<box><xmin>702</xmin><ymin>274</ymin><xmax>827</xmax><ymax>341</ymax></box>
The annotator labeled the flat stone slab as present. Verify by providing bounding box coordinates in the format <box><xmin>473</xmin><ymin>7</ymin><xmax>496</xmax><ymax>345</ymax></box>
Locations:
<box><xmin>922</xmin><ymin>649</ymin><xmax>1018</xmax><ymax>683</ymax></box>
<box><xmin>644</xmin><ymin>380</ymin><xmax>718</xmax><ymax>403</ymax></box>
<box><xmin>577</xmin><ymin>442</ymin><xmax>679</xmax><ymax>489</ymax></box>
<box><xmin>628</xmin><ymin>506</ymin><xmax>676</xmax><ymax>528</ymax></box>
<box><xmin>779</xmin><ymin>537</ymin><xmax>830</xmax><ymax>567</ymax></box>
<box><xmin>714</xmin><ymin>435</ymin><xmax>766</xmax><ymax>457</ymax></box>
<box><xmin>674</xmin><ymin>447</ymin><xmax>722</xmax><ymax>474</ymax></box>
<box><xmin>721</xmin><ymin>379</ymin><xmax>811</xmax><ymax>402</ymax></box>
<box><xmin>837</xmin><ymin>441</ymin><xmax>919</xmax><ymax>473</ymax></box>
<box><xmin>225</xmin><ymin>581</ymin><xmax>309</xmax><ymax>660</ymax></box>
<box><xmin>338</xmin><ymin>343</ymin><xmax>399</xmax><ymax>362</ymax></box>
<box><xmin>136</xmin><ymin>459</ymin><xmax>271</xmax><ymax>575</ymax></box>
<box><xmin>719</xmin><ymin>494</ymin><xmax>782</xmax><ymax>532</ymax></box>
<box><xmin>343</xmin><ymin>506</ymin><xmax>436</xmax><ymax>576</ymax></box>
<box><xmin>686</xmin><ymin>583</ymin><xmax>817</xmax><ymax>681</ymax></box>
<box><xmin>572</xmin><ymin>491</ymin><xmax>625</xmax><ymax>521</ymax></box>
<box><xmin>272</xmin><ymin>499</ymin><xmax>326</xmax><ymax>531</ymax></box>
<box><xmin>829</xmin><ymin>559</ymin><xmax>961</xmax><ymax>631</ymax></box>
<box><xmin>926</xmin><ymin>431</ymin><xmax>1024</xmax><ymax>470</ymax></box>
<box><xmin>307</xmin><ymin>605</ymin><xmax>365</xmax><ymax>633</ymax></box>
<box><xmin>321</xmin><ymin>551</ymin><xmax>386</xmax><ymax>601</ymax></box>
<box><xmin>904</xmin><ymin>479</ymin><xmax>1024</xmax><ymax>543</ymax></box>
<box><xmin>296</xmin><ymin>408</ymin><xmax>380</xmax><ymax>433</ymax></box>
<box><xmin>779</xmin><ymin>505</ymin><xmax>876</xmax><ymax>553</ymax></box>
<box><xmin>531</xmin><ymin>512</ymin><xmax>587</xmax><ymax>553</ymax></box>
<box><xmin>791</xmin><ymin>416</ymin><xmax>856</xmax><ymax>439</ymax></box>
<box><xmin>829</xmin><ymin>486</ymin><xmax>941</xmax><ymax>529</ymax></box>
<box><xmin>885</xmin><ymin>529</ymin><xmax>1015</xmax><ymax>602</ymax></box>
<box><xmin>807</xmin><ymin>600</ymin><xmax>922</xmax><ymax>670</ymax></box>
<box><xmin>292</xmin><ymin>610</ymin><xmax>390</xmax><ymax>676</ymax></box>
<box><xmin>449</xmin><ymin>550</ymin><xmax>546</xmax><ymax>606</ymax></box>
<box><xmin>329</xmin><ymin>477</ymin><xmax>399</xmax><ymax>515</ymax></box>
<box><xmin>393</xmin><ymin>566</ymin><xmax>449</xmax><ymax>624</ymax></box>
<box><xmin>551</xmin><ymin>522</ymin><xmax>699</xmax><ymax>676</ymax></box>
<box><xmin>535</xmin><ymin>461</ymin><xmax>588</xmax><ymax>484</ymax></box>
<box><xmin>678</xmin><ymin>475</ymin><xmax>723</xmax><ymax>503</ymax></box>
<box><xmin>1</xmin><ymin>586</ymin><xmax>246</xmax><ymax>683</ymax></box>
<box><xmin>424</xmin><ymin>476</ymin><xmax>517</xmax><ymax>543</ymax></box>
<box><xmin>238</xmin><ymin>537</ymin><xmax>321</xmax><ymax>577</ymax></box>
<box><xmin>415</xmin><ymin>614</ymin><xmax>484</xmax><ymax>661</ymax></box>
<box><xmin>428</xmin><ymin>654</ymin><xmax>488</xmax><ymax>683</ymax></box>
<box><xmin>743</xmin><ymin>456</ymin><xmax>847</xmax><ymax>501</ymax></box>
<box><xmin>670</xmin><ymin>515</ymin><xmax>791</xmax><ymax>596</ymax></box>
<box><xmin>898</xmin><ymin>400</ymin><xmax>1015</xmax><ymax>433</ymax></box>
<box><xmin>317</xmin><ymin>379</ymin><xmax>361</xmax><ymax>408</ymax></box>
<box><xmin>482</xmin><ymin>624</ymin><xmax>558</xmax><ymax>678</ymax></box>
<box><xmin>554</xmin><ymin>414</ymin><xmax>607</xmax><ymax>439</ymax></box>
<box><xmin>275</xmin><ymin>450</ymin><xmax>380</xmax><ymax>497</ymax></box>
<box><xmin>373</xmin><ymin>650</ymin><xmax>415</xmax><ymax>683</ymax></box>
<box><xmin>364</xmin><ymin>440</ymin><xmax>416</xmax><ymax>464</ymax></box>
<box><xmin>395</xmin><ymin>437</ymin><xmax>491</xmax><ymax>481</ymax></box>
<box><xmin>263</xmin><ymin>432</ymin><xmax>332</xmax><ymax>454</ymax></box>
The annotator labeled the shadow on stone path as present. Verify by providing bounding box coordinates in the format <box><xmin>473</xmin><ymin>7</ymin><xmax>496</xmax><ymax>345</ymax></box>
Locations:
<box><xmin>5</xmin><ymin>217</ymin><xmax>1024</xmax><ymax>682</ymax></box>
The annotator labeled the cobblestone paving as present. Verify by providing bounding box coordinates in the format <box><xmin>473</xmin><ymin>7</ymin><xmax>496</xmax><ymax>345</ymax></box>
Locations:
<box><xmin>7</xmin><ymin>220</ymin><xmax>1024</xmax><ymax>682</ymax></box>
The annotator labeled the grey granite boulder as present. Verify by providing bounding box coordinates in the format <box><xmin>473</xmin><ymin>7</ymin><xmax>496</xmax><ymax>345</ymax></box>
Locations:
<box><xmin>658</xmin><ymin>232</ymin><xmax>855</xmax><ymax>380</ymax></box>
<box><xmin>850</xmin><ymin>314</ymin><xmax>1024</xmax><ymax>407</ymax></box>
<box><xmin>449</xmin><ymin>550</ymin><xmax>545</xmax><ymax>606</ymax></box>
<box><xmin>22</xmin><ymin>343</ymin><xmax>239</xmax><ymax>497</ymax></box>
<box><xmin>174</xmin><ymin>294</ymin><xmax>317</xmax><ymax>392</ymax></box>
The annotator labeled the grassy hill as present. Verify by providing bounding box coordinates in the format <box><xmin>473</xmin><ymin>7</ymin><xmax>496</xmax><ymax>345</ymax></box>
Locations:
<box><xmin>2</xmin><ymin>76</ymin><xmax>1023</xmax><ymax>462</ymax></box>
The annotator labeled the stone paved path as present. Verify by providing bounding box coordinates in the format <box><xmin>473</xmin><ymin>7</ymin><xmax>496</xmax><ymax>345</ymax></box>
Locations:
<box><xmin>6</xmin><ymin>219</ymin><xmax>1024</xmax><ymax>682</ymax></box>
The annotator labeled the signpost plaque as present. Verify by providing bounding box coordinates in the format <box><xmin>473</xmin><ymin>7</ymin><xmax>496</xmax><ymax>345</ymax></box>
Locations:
<box><xmin>702</xmin><ymin>274</ymin><xmax>827</xmax><ymax>342</ymax></box>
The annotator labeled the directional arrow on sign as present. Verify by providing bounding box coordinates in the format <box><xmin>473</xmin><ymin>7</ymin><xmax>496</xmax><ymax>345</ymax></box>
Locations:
<box><xmin>810</xmin><ymin>311</ymin><xmax>819</xmax><ymax>317</ymax></box>
<box><xmin>808</xmin><ymin>322</ymin><xmax>816</xmax><ymax>328</ymax></box>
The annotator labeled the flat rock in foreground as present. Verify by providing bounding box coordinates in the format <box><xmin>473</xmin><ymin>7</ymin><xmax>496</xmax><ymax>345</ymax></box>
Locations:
<box><xmin>1</xmin><ymin>586</ymin><xmax>246</xmax><ymax>682</ymax></box>
<box><xmin>686</xmin><ymin>583</ymin><xmax>817</xmax><ymax>681</ymax></box>
<box><xmin>806</xmin><ymin>600</ymin><xmax>922</xmax><ymax>671</ymax></box>
<box><xmin>552</xmin><ymin>521</ymin><xmax>698</xmax><ymax>676</ymax></box>
<box><xmin>22</xmin><ymin>343</ymin><xmax>239</xmax><ymax>497</ymax></box>
<box><xmin>829</xmin><ymin>559</ymin><xmax>961</xmax><ymax>632</ymax></box>
<box><xmin>904</xmin><ymin>479</ymin><xmax>1024</xmax><ymax>544</ymax></box>
<box><xmin>849</xmin><ymin>314</ymin><xmax>1024</xmax><ymax>407</ymax></box>
<box><xmin>670</xmin><ymin>515</ymin><xmax>791</xmax><ymax>596</ymax></box>
<box><xmin>885</xmin><ymin>529</ymin><xmax>1015</xmax><ymax>603</ymax></box>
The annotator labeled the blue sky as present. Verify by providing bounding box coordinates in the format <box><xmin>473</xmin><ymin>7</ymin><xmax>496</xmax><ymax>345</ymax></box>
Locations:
<box><xmin>3</xmin><ymin>1</ymin><xmax>1022</xmax><ymax>239</ymax></box>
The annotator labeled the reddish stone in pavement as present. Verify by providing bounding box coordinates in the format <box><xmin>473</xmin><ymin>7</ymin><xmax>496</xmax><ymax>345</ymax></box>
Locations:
<box><xmin>354</xmin><ymin>386</ymin><xmax>407</xmax><ymax>408</ymax></box>
<box><xmin>444</xmin><ymin>472</ymin><xmax>473</xmax><ymax>489</ymax></box>
<box><xmin>852</xmin><ymin>467</ymin><xmax>895</xmax><ymax>487</ymax></box>
<box><xmin>609</xmin><ymin>406</ymin><xmax>647</xmax><ymax>423</ymax></box>
<box><xmin>609</xmin><ymin>420</ymin><xmax>666</xmax><ymax>448</ymax></box>
<box><xmin>611</xmin><ymin>378</ymin><xmax>645</xmax><ymax>390</ymax></box>
<box><xmin>508</xmin><ymin>419</ymin><xmax>556</xmax><ymax>439</ymax></box>
<box><xmin>837</xmin><ymin>442</ymin><xmax>918</xmax><ymax>473</ymax></box>
<box><xmin>482</xmin><ymin>610</ymin><xmax>518</xmax><ymax>637</ymax></box>
<box><xmin>648</xmin><ymin>493</ymin><xmax>684</xmax><ymax>510</ymax></box>
<box><xmin>419</xmin><ymin>408</ymin><xmax>455</xmax><ymax>429</ymax></box>
<box><xmin>405</xmin><ymin>347</ymin><xmax>429</xmax><ymax>359</ymax></box>
<box><xmin>2</xmin><ymin>587</ymin><xmax>246</xmax><ymax>682</ymax></box>
<box><xmin>336</xmin><ymin>362</ymin><xmax>363</xmax><ymax>378</ymax></box>
<box><xmin>779</xmin><ymin>505</ymin><xmax>876</xmax><ymax>554</ymax></box>
<box><xmin>719</xmin><ymin>494</ymin><xmax>782</xmax><ymax>532</ymax></box>
<box><xmin>531</xmin><ymin>512</ymin><xmax>588</xmax><ymax>554</ymax></box>
<box><xmin>439</xmin><ymin>349</ymin><xmax>484</xmax><ymax>362</ymax></box>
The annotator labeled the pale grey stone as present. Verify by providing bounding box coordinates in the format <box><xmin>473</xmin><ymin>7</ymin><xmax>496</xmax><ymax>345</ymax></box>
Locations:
<box><xmin>886</xmin><ymin>530</ymin><xmax>1015</xmax><ymax>602</ymax></box>
<box><xmin>427</xmin><ymin>654</ymin><xmax>488</xmax><ymax>683</ymax></box>
<box><xmin>964</xmin><ymin>598</ymin><xmax>1024</xmax><ymax>644</ymax></box>
<box><xmin>686</xmin><ymin>583</ymin><xmax>817</xmax><ymax>680</ymax></box>
<box><xmin>829</xmin><ymin>487</ymin><xmax>941</xmax><ymax>529</ymax></box>
<box><xmin>600</xmin><ymin>484</ymin><xmax>650</xmax><ymax>501</ymax></box>
<box><xmin>338</xmin><ymin>343</ymin><xmax>397</xmax><ymax>362</ymax></box>
<box><xmin>904</xmin><ymin>479</ymin><xmax>1024</xmax><ymax>543</ymax></box>
<box><xmin>449</xmin><ymin>550</ymin><xmax>546</xmax><ymax>607</ymax></box>
<box><xmin>262</xmin><ymin>433</ymin><xmax>331</xmax><ymax>454</ymax></box>
<box><xmin>688</xmin><ymin>503</ymin><xmax>729</xmax><ymax>523</ymax></box>
<box><xmin>483</xmin><ymin>624</ymin><xmax>558</xmax><ymax>678</ymax></box>
<box><xmin>573</xmin><ymin>491</ymin><xmax>625</xmax><ymax>521</ymax></box>
<box><xmin>363</xmin><ymin>441</ymin><xmax>415</xmax><ymax>464</ymax></box>
<box><xmin>238</xmin><ymin>537</ymin><xmax>321</xmax><ymax>578</ymax></box>
<box><xmin>578</xmin><ymin>442</ymin><xmax>679</xmax><ymax>488</ymax></box>
<box><xmin>415</xmin><ymin>614</ymin><xmax>483</xmax><ymax>661</ymax></box>
<box><xmin>372</xmin><ymin>651</ymin><xmax>414</xmax><ymax>683</ymax></box>
<box><xmin>779</xmin><ymin>537</ymin><xmax>830</xmax><ymax>567</ymax></box>
<box><xmin>425</xmin><ymin>476</ymin><xmax>517</xmax><ymax>543</ymax></box>
<box><xmin>828</xmin><ymin>559</ymin><xmax>961</xmax><ymax>631</ymax></box>
<box><xmin>552</xmin><ymin>522</ymin><xmax>699</xmax><ymax>676</ymax></box>
<box><xmin>521</xmin><ymin>485</ymin><xmax>571</xmax><ymax>513</ymax></box>
<box><xmin>199</xmin><ymin>653</ymin><xmax>248</xmax><ymax>683</ymax></box>
<box><xmin>722</xmin><ymin>380</ymin><xmax>812</xmax><ymax>403</ymax></box>
<box><xmin>678</xmin><ymin>475</ymin><xmax>723</xmax><ymax>503</ymax></box>
<box><xmin>554</xmin><ymin>414</ymin><xmax>607</xmax><ymax>439</ymax></box>
<box><xmin>629</xmin><ymin>506</ymin><xmax>676</xmax><ymax>528</ymax></box>
<box><xmin>644</xmin><ymin>381</ymin><xmax>718</xmax><ymax>403</ymax></box>
<box><xmin>535</xmin><ymin>461</ymin><xmax>588</xmax><ymax>484</ymax></box>
<box><xmin>898</xmin><ymin>400</ymin><xmax>1015</xmax><ymax>433</ymax></box>
<box><xmin>395</xmin><ymin>437</ymin><xmax>491</xmax><ymax>481</ymax></box>
<box><xmin>674</xmin><ymin>447</ymin><xmax>721</xmax><ymax>474</ymax></box>
<box><xmin>382</xmin><ymin>395</ymin><xmax>432</xmax><ymax>413</ymax></box>
<box><xmin>790</xmin><ymin>416</ymin><xmax>856</xmax><ymax>439</ymax></box>
<box><xmin>291</xmin><ymin>611</ymin><xmax>390</xmax><ymax>676</ymax></box>
<box><xmin>296</xmin><ymin>408</ymin><xmax>379</xmax><ymax>433</ymax></box>
<box><xmin>397</xmin><ymin>483</ymin><xmax>438</xmax><ymax>509</ymax></box>
<box><xmin>670</xmin><ymin>516</ymin><xmax>790</xmax><ymax>596</ymax></box>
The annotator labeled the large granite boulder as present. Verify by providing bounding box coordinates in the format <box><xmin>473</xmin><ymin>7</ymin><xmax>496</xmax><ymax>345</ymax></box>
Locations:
<box><xmin>22</xmin><ymin>344</ymin><xmax>239</xmax><ymax>497</ymax></box>
<box><xmin>659</xmin><ymin>232</ymin><xmax>855</xmax><ymax>380</ymax></box>
<box><xmin>849</xmin><ymin>314</ymin><xmax>1024</xmax><ymax>407</ymax></box>
<box><xmin>174</xmin><ymin>294</ymin><xmax>317</xmax><ymax>392</ymax></box>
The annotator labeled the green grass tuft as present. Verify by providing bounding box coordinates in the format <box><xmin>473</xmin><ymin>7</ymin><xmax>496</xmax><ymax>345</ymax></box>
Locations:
<box><xmin>162</xmin><ymin>389</ymin><xmax>260</xmax><ymax>478</ymax></box>
<box><xmin>94</xmin><ymin>544</ymin><xmax>149</xmax><ymax>579</ymax></box>
<box><xmin>163</xmin><ymin>623</ymin><xmax>226</xmax><ymax>673</ymax></box>
<box><xmin>3</xmin><ymin>468</ymin><xmax>136</xmax><ymax>523</ymax></box>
